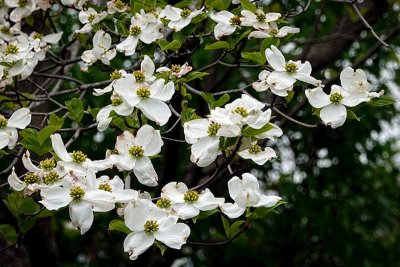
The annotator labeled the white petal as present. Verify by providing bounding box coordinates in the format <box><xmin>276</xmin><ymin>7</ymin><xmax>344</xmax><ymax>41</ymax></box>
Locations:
<box><xmin>137</xmin><ymin>99</ymin><xmax>171</xmax><ymax>126</ymax></box>
<box><xmin>40</xmin><ymin>186</ymin><xmax>71</xmax><ymax>210</ymax></box>
<box><xmin>227</xmin><ymin>176</ymin><xmax>244</xmax><ymax>200</ymax></box>
<box><xmin>220</xmin><ymin>203</ymin><xmax>246</xmax><ymax>218</ymax></box>
<box><xmin>7</xmin><ymin>168</ymin><xmax>26</xmax><ymax>191</ymax></box>
<box><xmin>173</xmin><ymin>203</ymin><xmax>200</xmax><ymax>219</ymax></box>
<box><xmin>190</xmin><ymin>136</ymin><xmax>220</xmax><ymax>167</ymax></box>
<box><xmin>84</xmin><ymin>190</ymin><xmax>115</xmax><ymax>212</ymax></box>
<box><xmin>213</xmin><ymin>22</ymin><xmax>236</xmax><ymax>39</ymax></box>
<box><xmin>161</xmin><ymin>182</ymin><xmax>187</xmax><ymax>204</ymax></box>
<box><xmin>51</xmin><ymin>134</ymin><xmax>72</xmax><ymax>162</ymax></box>
<box><xmin>155</xmin><ymin>222</ymin><xmax>190</xmax><ymax>249</ymax></box>
<box><xmin>196</xmin><ymin>189</ymin><xmax>225</xmax><ymax>210</ymax></box>
<box><xmin>0</xmin><ymin>132</ymin><xmax>10</xmax><ymax>149</ymax></box>
<box><xmin>141</xmin><ymin>55</ymin><xmax>155</xmax><ymax>79</ymax></box>
<box><xmin>135</xmin><ymin>125</ymin><xmax>163</xmax><ymax>156</ymax></box>
<box><xmin>320</xmin><ymin>104</ymin><xmax>347</xmax><ymax>129</ymax></box>
<box><xmin>133</xmin><ymin>157</ymin><xmax>158</xmax><ymax>186</ymax></box>
<box><xmin>340</xmin><ymin>67</ymin><xmax>367</xmax><ymax>91</ymax></box>
<box><xmin>69</xmin><ymin>201</ymin><xmax>94</xmax><ymax>235</ymax></box>
<box><xmin>123</xmin><ymin>232</ymin><xmax>155</xmax><ymax>260</ymax></box>
<box><xmin>22</xmin><ymin>151</ymin><xmax>40</xmax><ymax>172</ymax></box>
<box><xmin>150</xmin><ymin>80</ymin><xmax>175</xmax><ymax>102</ymax></box>
<box><xmin>115</xmin><ymin>130</ymin><xmax>136</xmax><ymax>154</ymax></box>
<box><xmin>254</xmin><ymin>195</ymin><xmax>282</xmax><ymax>208</ymax></box>
<box><xmin>7</xmin><ymin>108</ymin><xmax>31</xmax><ymax>129</ymax></box>
<box><xmin>305</xmin><ymin>87</ymin><xmax>330</xmax><ymax>108</ymax></box>
<box><xmin>124</xmin><ymin>201</ymin><xmax>149</xmax><ymax>231</ymax></box>
<box><xmin>265</xmin><ymin>45</ymin><xmax>285</xmax><ymax>71</ymax></box>
<box><xmin>114</xmin><ymin>189</ymin><xmax>139</xmax><ymax>203</ymax></box>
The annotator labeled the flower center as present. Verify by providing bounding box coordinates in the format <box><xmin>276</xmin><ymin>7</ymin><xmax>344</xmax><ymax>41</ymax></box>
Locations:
<box><xmin>180</xmin><ymin>8</ymin><xmax>191</xmax><ymax>18</ymax></box>
<box><xmin>5</xmin><ymin>44</ymin><xmax>19</xmax><ymax>54</ymax></box>
<box><xmin>143</xmin><ymin>220</ymin><xmax>159</xmax><ymax>234</ymax></box>
<box><xmin>229</xmin><ymin>16</ymin><xmax>241</xmax><ymax>26</ymax></box>
<box><xmin>269</xmin><ymin>29</ymin><xmax>279</xmax><ymax>36</ymax></box>
<box><xmin>111</xmin><ymin>96</ymin><xmax>123</xmax><ymax>106</ymax></box>
<box><xmin>39</xmin><ymin>158</ymin><xmax>56</xmax><ymax>170</ymax></box>
<box><xmin>110</xmin><ymin>70</ymin><xmax>122</xmax><ymax>80</ymax></box>
<box><xmin>256</xmin><ymin>11</ymin><xmax>266</xmax><ymax>22</ymax></box>
<box><xmin>136</xmin><ymin>87</ymin><xmax>151</xmax><ymax>99</ymax></box>
<box><xmin>249</xmin><ymin>144</ymin><xmax>262</xmax><ymax>154</ymax></box>
<box><xmin>207</xmin><ymin>122</ymin><xmax>221</xmax><ymax>137</ymax></box>
<box><xmin>0</xmin><ymin>26</ymin><xmax>10</xmax><ymax>35</ymax></box>
<box><xmin>156</xmin><ymin>198</ymin><xmax>171</xmax><ymax>209</ymax></box>
<box><xmin>329</xmin><ymin>92</ymin><xmax>344</xmax><ymax>103</ymax></box>
<box><xmin>71</xmin><ymin>150</ymin><xmax>87</xmax><ymax>163</ymax></box>
<box><xmin>129</xmin><ymin>145</ymin><xmax>144</xmax><ymax>159</ymax></box>
<box><xmin>133</xmin><ymin>70</ymin><xmax>145</xmax><ymax>82</ymax></box>
<box><xmin>114</xmin><ymin>0</ymin><xmax>125</xmax><ymax>9</ymax></box>
<box><xmin>24</xmin><ymin>172</ymin><xmax>40</xmax><ymax>184</ymax></box>
<box><xmin>285</xmin><ymin>62</ymin><xmax>298</xmax><ymax>73</ymax></box>
<box><xmin>0</xmin><ymin>117</ymin><xmax>8</xmax><ymax>128</ymax></box>
<box><xmin>129</xmin><ymin>25</ymin><xmax>142</xmax><ymax>36</ymax></box>
<box><xmin>98</xmin><ymin>183</ymin><xmax>112</xmax><ymax>192</ymax></box>
<box><xmin>234</xmin><ymin>106</ymin><xmax>248</xmax><ymax>117</ymax></box>
<box><xmin>87</xmin><ymin>14</ymin><xmax>96</xmax><ymax>23</ymax></box>
<box><xmin>18</xmin><ymin>0</ymin><xmax>27</xmax><ymax>7</ymax></box>
<box><xmin>70</xmin><ymin>186</ymin><xmax>85</xmax><ymax>201</ymax></box>
<box><xmin>33</xmin><ymin>33</ymin><xmax>43</xmax><ymax>39</ymax></box>
<box><xmin>44</xmin><ymin>171</ymin><xmax>60</xmax><ymax>185</ymax></box>
<box><xmin>183</xmin><ymin>191</ymin><xmax>199</xmax><ymax>203</ymax></box>
<box><xmin>171</xmin><ymin>64</ymin><xmax>181</xmax><ymax>73</ymax></box>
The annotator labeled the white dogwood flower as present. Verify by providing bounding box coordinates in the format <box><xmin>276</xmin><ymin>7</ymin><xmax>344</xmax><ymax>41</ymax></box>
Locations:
<box><xmin>265</xmin><ymin>45</ymin><xmax>321</xmax><ymax>90</ymax></box>
<box><xmin>76</xmin><ymin>8</ymin><xmax>107</xmax><ymax>34</ymax></box>
<box><xmin>249</xmin><ymin>22</ymin><xmax>300</xmax><ymax>39</ymax></box>
<box><xmin>93</xmin><ymin>69</ymin><xmax>128</xmax><ymax>96</ymax></box>
<box><xmin>240</xmin><ymin>9</ymin><xmax>281</xmax><ymax>30</ymax></box>
<box><xmin>210</xmin><ymin>11</ymin><xmax>241</xmax><ymax>40</ymax></box>
<box><xmin>161</xmin><ymin>182</ymin><xmax>224</xmax><ymax>220</ymax></box>
<box><xmin>96</xmin><ymin>94</ymin><xmax>133</xmax><ymax>131</ymax></box>
<box><xmin>108</xmin><ymin>126</ymin><xmax>163</xmax><ymax>186</ymax></box>
<box><xmin>1</xmin><ymin>35</ymin><xmax>31</xmax><ymax>62</ymax></box>
<box><xmin>96</xmin><ymin>175</ymin><xmax>139</xmax><ymax>203</ymax></box>
<box><xmin>220</xmin><ymin>173</ymin><xmax>282</xmax><ymax>218</ymax></box>
<box><xmin>5</xmin><ymin>0</ymin><xmax>36</xmax><ymax>22</ymax></box>
<box><xmin>156</xmin><ymin>62</ymin><xmax>192</xmax><ymax>78</ymax></box>
<box><xmin>29</xmin><ymin>31</ymin><xmax>63</xmax><ymax>61</ymax></box>
<box><xmin>163</xmin><ymin>5</ymin><xmax>203</xmax><ymax>31</ymax></box>
<box><xmin>123</xmin><ymin>200</ymin><xmax>190</xmax><ymax>260</ymax></box>
<box><xmin>340</xmin><ymin>66</ymin><xmax>384</xmax><ymax>99</ymax></box>
<box><xmin>252</xmin><ymin>70</ymin><xmax>293</xmax><ymax>96</ymax></box>
<box><xmin>0</xmin><ymin>107</ymin><xmax>31</xmax><ymax>149</ymax></box>
<box><xmin>107</xmin><ymin>0</ymin><xmax>127</xmax><ymax>14</ymax></box>
<box><xmin>237</xmin><ymin>142</ymin><xmax>277</xmax><ymax>165</ymax></box>
<box><xmin>40</xmin><ymin>171</ymin><xmax>115</xmax><ymax>234</ymax></box>
<box><xmin>81</xmin><ymin>30</ymin><xmax>116</xmax><ymax>69</ymax></box>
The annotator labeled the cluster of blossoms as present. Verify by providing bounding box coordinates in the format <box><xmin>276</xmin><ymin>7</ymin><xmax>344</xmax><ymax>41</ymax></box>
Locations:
<box><xmin>0</xmin><ymin>0</ymin><xmax>387</xmax><ymax>262</ymax></box>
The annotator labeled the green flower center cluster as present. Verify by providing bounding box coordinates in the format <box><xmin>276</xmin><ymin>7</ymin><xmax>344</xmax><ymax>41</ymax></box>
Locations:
<box><xmin>87</xmin><ymin>14</ymin><xmax>96</xmax><ymax>23</ymax></box>
<box><xmin>183</xmin><ymin>190</ymin><xmax>199</xmax><ymax>203</ymax></box>
<box><xmin>207</xmin><ymin>122</ymin><xmax>221</xmax><ymax>137</ymax></box>
<box><xmin>0</xmin><ymin>117</ymin><xmax>8</xmax><ymax>128</ymax></box>
<box><xmin>18</xmin><ymin>0</ymin><xmax>27</xmax><ymax>7</ymax></box>
<box><xmin>230</xmin><ymin>16</ymin><xmax>241</xmax><ymax>26</ymax></box>
<box><xmin>0</xmin><ymin>26</ymin><xmax>10</xmax><ymax>35</ymax></box>
<box><xmin>171</xmin><ymin>64</ymin><xmax>181</xmax><ymax>73</ymax></box>
<box><xmin>114</xmin><ymin>0</ymin><xmax>125</xmax><ymax>9</ymax></box>
<box><xmin>144</xmin><ymin>220</ymin><xmax>159</xmax><ymax>233</ymax></box>
<box><xmin>98</xmin><ymin>183</ymin><xmax>112</xmax><ymax>192</ymax></box>
<box><xmin>156</xmin><ymin>198</ymin><xmax>171</xmax><ymax>209</ymax></box>
<box><xmin>136</xmin><ymin>87</ymin><xmax>151</xmax><ymax>99</ymax></box>
<box><xmin>234</xmin><ymin>106</ymin><xmax>248</xmax><ymax>117</ymax></box>
<box><xmin>5</xmin><ymin>44</ymin><xmax>19</xmax><ymax>54</ymax></box>
<box><xmin>256</xmin><ymin>12</ymin><xmax>266</xmax><ymax>22</ymax></box>
<box><xmin>133</xmin><ymin>71</ymin><xmax>145</xmax><ymax>82</ymax></box>
<box><xmin>330</xmin><ymin>92</ymin><xmax>344</xmax><ymax>103</ymax></box>
<box><xmin>72</xmin><ymin>150</ymin><xmax>87</xmax><ymax>163</ymax></box>
<box><xmin>249</xmin><ymin>144</ymin><xmax>262</xmax><ymax>154</ymax></box>
<box><xmin>110</xmin><ymin>70</ymin><xmax>122</xmax><ymax>80</ymax></box>
<box><xmin>129</xmin><ymin>145</ymin><xmax>144</xmax><ymax>159</ymax></box>
<box><xmin>39</xmin><ymin>158</ymin><xmax>56</xmax><ymax>170</ymax></box>
<box><xmin>269</xmin><ymin>29</ymin><xmax>279</xmax><ymax>36</ymax></box>
<box><xmin>70</xmin><ymin>186</ymin><xmax>85</xmax><ymax>201</ymax></box>
<box><xmin>44</xmin><ymin>171</ymin><xmax>60</xmax><ymax>185</ymax></box>
<box><xmin>285</xmin><ymin>62</ymin><xmax>298</xmax><ymax>73</ymax></box>
<box><xmin>180</xmin><ymin>8</ymin><xmax>191</xmax><ymax>18</ymax></box>
<box><xmin>25</xmin><ymin>172</ymin><xmax>40</xmax><ymax>184</ymax></box>
<box><xmin>129</xmin><ymin>26</ymin><xmax>142</xmax><ymax>36</ymax></box>
<box><xmin>33</xmin><ymin>33</ymin><xmax>43</xmax><ymax>39</ymax></box>
<box><xmin>111</xmin><ymin>96</ymin><xmax>123</xmax><ymax>106</ymax></box>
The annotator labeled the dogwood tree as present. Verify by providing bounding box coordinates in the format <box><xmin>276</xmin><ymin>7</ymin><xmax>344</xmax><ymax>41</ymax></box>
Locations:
<box><xmin>0</xmin><ymin>0</ymin><xmax>397</xmax><ymax>266</ymax></box>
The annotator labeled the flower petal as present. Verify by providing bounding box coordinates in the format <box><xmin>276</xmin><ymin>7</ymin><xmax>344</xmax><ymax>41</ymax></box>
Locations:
<box><xmin>51</xmin><ymin>134</ymin><xmax>72</xmax><ymax>162</ymax></box>
<box><xmin>155</xmin><ymin>221</ymin><xmax>190</xmax><ymax>249</ymax></box>
<box><xmin>220</xmin><ymin>203</ymin><xmax>246</xmax><ymax>219</ymax></box>
<box><xmin>320</xmin><ymin>103</ymin><xmax>347</xmax><ymax>129</ymax></box>
<box><xmin>40</xmin><ymin>186</ymin><xmax>71</xmax><ymax>210</ymax></box>
<box><xmin>133</xmin><ymin>157</ymin><xmax>158</xmax><ymax>186</ymax></box>
<box><xmin>305</xmin><ymin>87</ymin><xmax>330</xmax><ymax>108</ymax></box>
<box><xmin>7</xmin><ymin>108</ymin><xmax>31</xmax><ymax>129</ymax></box>
<box><xmin>123</xmin><ymin>231</ymin><xmax>155</xmax><ymax>260</ymax></box>
<box><xmin>69</xmin><ymin>201</ymin><xmax>94</xmax><ymax>234</ymax></box>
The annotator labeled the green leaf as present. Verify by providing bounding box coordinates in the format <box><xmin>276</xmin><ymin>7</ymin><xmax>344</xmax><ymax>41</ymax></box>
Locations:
<box><xmin>192</xmin><ymin>209</ymin><xmax>219</xmax><ymax>223</ymax></box>
<box><xmin>347</xmin><ymin>109</ymin><xmax>360</xmax><ymax>121</ymax></box>
<box><xmin>65</xmin><ymin>98</ymin><xmax>84</xmax><ymax>123</ymax></box>
<box><xmin>157</xmin><ymin>39</ymin><xmax>182</xmax><ymax>51</ymax></box>
<box><xmin>205</xmin><ymin>41</ymin><xmax>230</xmax><ymax>50</ymax></box>
<box><xmin>108</xmin><ymin>219</ymin><xmax>131</xmax><ymax>234</ymax></box>
<box><xmin>369</xmin><ymin>95</ymin><xmax>395</xmax><ymax>107</ymax></box>
<box><xmin>154</xmin><ymin>241</ymin><xmax>167</xmax><ymax>255</ymax></box>
<box><xmin>180</xmin><ymin>108</ymin><xmax>198</xmax><ymax>125</ymax></box>
<box><xmin>19</xmin><ymin>198</ymin><xmax>40</xmax><ymax>215</ymax></box>
<box><xmin>48</xmin><ymin>114</ymin><xmax>64</xmax><ymax>128</ymax></box>
<box><xmin>247</xmin><ymin>200</ymin><xmax>287</xmax><ymax>219</ymax></box>
<box><xmin>260</xmin><ymin>38</ymin><xmax>280</xmax><ymax>53</ymax></box>
<box><xmin>37</xmin><ymin>126</ymin><xmax>60</xmax><ymax>146</ymax></box>
<box><xmin>3</xmin><ymin>192</ymin><xmax>22</xmax><ymax>218</ymax></box>
<box><xmin>201</xmin><ymin>92</ymin><xmax>230</xmax><ymax>109</ymax></box>
<box><xmin>181</xmin><ymin>71</ymin><xmax>209</xmax><ymax>83</ymax></box>
<box><xmin>228</xmin><ymin>220</ymin><xmax>245</xmax><ymax>239</ymax></box>
<box><xmin>221</xmin><ymin>216</ymin><xmax>230</xmax><ymax>238</ymax></box>
<box><xmin>0</xmin><ymin>224</ymin><xmax>17</xmax><ymax>243</ymax></box>
<box><xmin>205</xmin><ymin>0</ymin><xmax>230</xmax><ymax>10</ymax></box>
<box><xmin>242</xmin><ymin>123</ymin><xmax>274</xmax><ymax>136</ymax></box>
<box><xmin>240</xmin><ymin>0</ymin><xmax>257</xmax><ymax>12</ymax></box>
<box><xmin>20</xmin><ymin>129</ymin><xmax>52</xmax><ymax>156</ymax></box>
<box><xmin>241</xmin><ymin>51</ymin><xmax>265</xmax><ymax>65</ymax></box>
<box><xmin>286</xmin><ymin>90</ymin><xmax>295</xmax><ymax>104</ymax></box>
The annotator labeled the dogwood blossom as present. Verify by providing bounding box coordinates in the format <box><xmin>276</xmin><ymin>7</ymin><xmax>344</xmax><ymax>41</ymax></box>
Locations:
<box><xmin>163</xmin><ymin>5</ymin><xmax>203</xmax><ymax>31</ymax></box>
<box><xmin>161</xmin><ymin>182</ymin><xmax>224</xmax><ymax>219</ymax></box>
<box><xmin>252</xmin><ymin>70</ymin><xmax>293</xmax><ymax>96</ymax></box>
<box><xmin>5</xmin><ymin>0</ymin><xmax>36</xmax><ymax>22</ymax></box>
<box><xmin>210</xmin><ymin>11</ymin><xmax>242</xmax><ymax>40</ymax></box>
<box><xmin>1</xmin><ymin>34</ymin><xmax>31</xmax><ymax>61</ymax></box>
<box><xmin>340</xmin><ymin>66</ymin><xmax>384</xmax><ymax>98</ymax></box>
<box><xmin>29</xmin><ymin>31</ymin><xmax>62</xmax><ymax>61</ymax></box>
<box><xmin>240</xmin><ymin>9</ymin><xmax>281</xmax><ymax>30</ymax></box>
<box><xmin>237</xmin><ymin>141</ymin><xmax>277</xmax><ymax>165</ymax></box>
<box><xmin>96</xmin><ymin>94</ymin><xmax>133</xmax><ymax>131</ymax></box>
<box><xmin>93</xmin><ymin>69</ymin><xmax>128</xmax><ymax>96</ymax></box>
<box><xmin>123</xmin><ymin>199</ymin><xmax>190</xmax><ymax>260</ymax></box>
<box><xmin>107</xmin><ymin>0</ymin><xmax>127</xmax><ymax>14</ymax></box>
<box><xmin>0</xmin><ymin>107</ymin><xmax>31</xmax><ymax>149</ymax></box>
<box><xmin>95</xmin><ymin>175</ymin><xmax>139</xmax><ymax>203</ymax></box>
<box><xmin>76</xmin><ymin>8</ymin><xmax>107</xmax><ymax>34</ymax></box>
<box><xmin>156</xmin><ymin>62</ymin><xmax>192</xmax><ymax>78</ymax></box>
<box><xmin>81</xmin><ymin>30</ymin><xmax>116</xmax><ymax>70</ymax></box>
<box><xmin>108</xmin><ymin>126</ymin><xmax>163</xmax><ymax>186</ymax></box>
<box><xmin>249</xmin><ymin>22</ymin><xmax>300</xmax><ymax>39</ymax></box>
<box><xmin>220</xmin><ymin>173</ymin><xmax>282</xmax><ymax>218</ymax></box>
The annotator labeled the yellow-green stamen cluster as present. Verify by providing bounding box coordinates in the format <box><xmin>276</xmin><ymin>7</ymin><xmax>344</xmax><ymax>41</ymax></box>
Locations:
<box><xmin>44</xmin><ymin>171</ymin><xmax>60</xmax><ymax>185</ymax></box>
<box><xmin>180</xmin><ymin>8</ymin><xmax>191</xmax><ymax>18</ymax></box>
<box><xmin>249</xmin><ymin>144</ymin><xmax>262</xmax><ymax>154</ymax></box>
<box><xmin>5</xmin><ymin>44</ymin><xmax>19</xmax><ymax>54</ymax></box>
<box><xmin>70</xmin><ymin>186</ymin><xmax>85</xmax><ymax>201</ymax></box>
<box><xmin>234</xmin><ymin>106</ymin><xmax>248</xmax><ymax>117</ymax></box>
<box><xmin>143</xmin><ymin>220</ymin><xmax>159</xmax><ymax>234</ymax></box>
<box><xmin>230</xmin><ymin>16</ymin><xmax>241</xmax><ymax>26</ymax></box>
<box><xmin>0</xmin><ymin>26</ymin><xmax>10</xmax><ymax>35</ymax></box>
<box><xmin>110</xmin><ymin>70</ymin><xmax>122</xmax><ymax>80</ymax></box>
<box><xmin>285</xmin><ymin>62</ymin><xmax>298</xmax><ymax>73</ymax></box>
<box><xmin>18</xmin><ymin>0</ymin><xmax>27</xmax><ymax>7</ymax></box>
<box><xmin>136</xmin><ymin>87</ymin><xmax>151</xmax><ymax>99</ymax></box>
<box><xmin>114</xmin><ymin>0</ymin><xmax>125</xmax><ymax>9</ymax></box>
<box><xmin>111</xmin><ymin>96</ymin><xmax>123</xmax><ymax>106</ymax></box>
<box><xmin>256</xmin><ymin>12</ymin><xmax>266</xmax><ymax>22</ymax></box>
<box><xmin>171</xmin><ymin>64</ymin><xmax>181</xmax><ymax>73</ymax></box>
<box><xmin>129</xmin><ymin>145</ymin><xmax>144</xmax><ymax>159</ymax></box>
<box><xmin>71</xmin><ymin>150</ymin><xmax>87</xmax><ymax>163</ymax></box>
<box><xmin>329</xmin><ymin>92</ymin><xmax>344</xmax><ymax>103</ymax></box>
<box><xmin>87</xmin><ymin>14</ymin><xmax>96</xmax><ymax>23</ymax></box>
<box><xmin>33</xmin><ymin>33</ymin><xmax>43</xmax><ymax>39</ymax></box>
<box><xmin>207</xmin><ymin>122</ymin><xmax>221</xmax><ymax>137</ymax></box>
<box><xmin>183</xmin><ymin>191</ymin><xmax>199</xmax><ymax>203</ymax></box>
<box><xmin>39</xmin><ymin>158</ymin><xmax>56</xmax><ymax>170</ymax></box>
<box><xmin>0</xmin><ymin>117</ymin><xmax>8</xmax><ymax>128</ymax></box>
<box><xmin>98</xmin><ymin>183</ymin><xmax>112</xmax><ymax>192</ymax></box>
<box><xmin>156</xmin><ymin>198</ymin><xmax>171</xmax><ymax>209</ymax></box>
<box><xmin>133</xmin><ymin>71</ymin><xmax>145</xmax><ymax>82</ymax></box>
<box><xmin>24</xmin><ymin>172</ymin><xmax>40</xmax><ymax>184</ymax></box>
<box><xmin>129</xmin><ymin>26</ymin><xmax>142</xmax><ymax>36</ymax></box>
<box><xmin>269</xmin><ymin>29</ymin><xmax>279</xmax><ymax>36</ymax></box>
